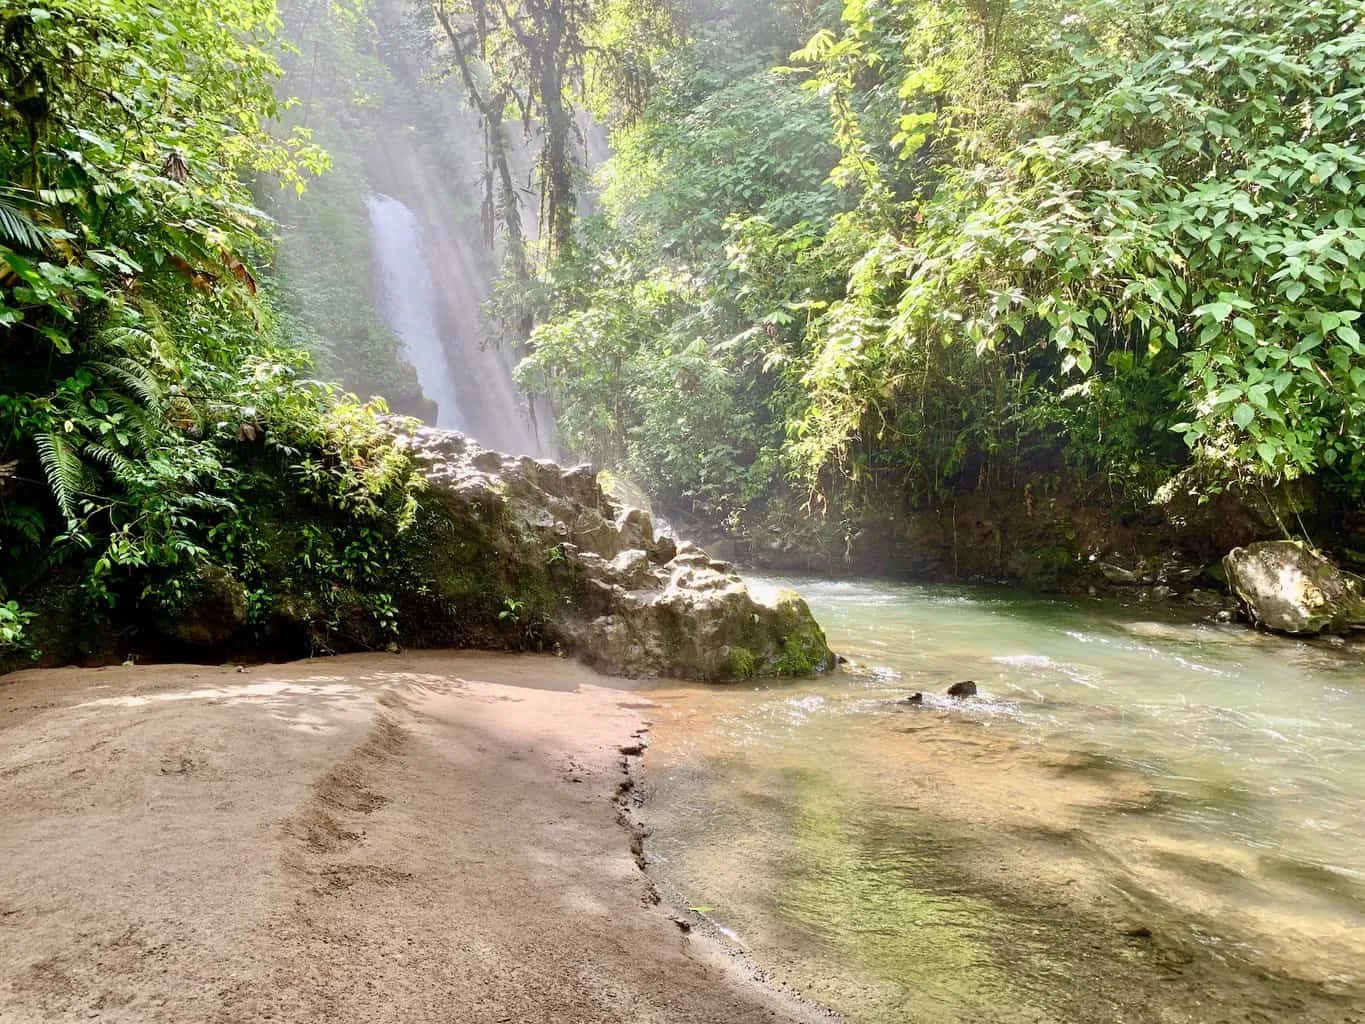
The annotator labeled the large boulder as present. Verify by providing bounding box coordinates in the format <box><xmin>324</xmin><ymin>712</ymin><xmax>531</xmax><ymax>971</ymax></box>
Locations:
<box><xmin>396</xmin><ymin>428</ymin><xmax>835</xmax><ymax>681</ymax></box>
<box><xmin>1223</xmin><ymin>541</ymin><xmax>1365</xmax><ymax>635</ymax></box>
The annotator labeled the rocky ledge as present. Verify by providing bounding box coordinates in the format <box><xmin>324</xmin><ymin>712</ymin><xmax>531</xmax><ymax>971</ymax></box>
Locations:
<box><xmin>11</xmin><ymin>428</ymin><xmax>834</xmax><ymax>681</ymax></box>
<box><xmin>397</xmin><ymin>429</ymin><xmax>834</xmax><ymax>681</ymax></box>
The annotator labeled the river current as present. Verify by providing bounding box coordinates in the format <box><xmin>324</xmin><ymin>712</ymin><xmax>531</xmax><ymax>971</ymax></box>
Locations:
<box><xmin>640</xmin><ymin>577</ymin><xmax>1365</xmax><ymax>1023</ymax></box>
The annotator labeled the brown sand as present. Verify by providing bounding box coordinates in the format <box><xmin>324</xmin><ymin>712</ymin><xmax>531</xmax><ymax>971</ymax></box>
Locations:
<box><xmin>0</xmin><ymin>651</ymin><xmax>824</xmax><ymax>1024</ymax></box>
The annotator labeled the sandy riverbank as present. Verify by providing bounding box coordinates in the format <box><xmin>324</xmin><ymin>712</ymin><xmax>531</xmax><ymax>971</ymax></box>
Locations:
<box><xmin>0</xmin><ymin>652</ymin><xmax>824</xmax><ymax>1024</ymax></box>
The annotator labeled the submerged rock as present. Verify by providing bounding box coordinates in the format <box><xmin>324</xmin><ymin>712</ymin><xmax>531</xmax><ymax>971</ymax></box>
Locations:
<box><xmin>397</xmin><ymin>428</ymin><xmax>835</xmax><ymax>681</ymax></box>
<box><xmin>1223</xmin><ymin>541</ymin><xmax>1365</xmax><ymax>635</ymax></box>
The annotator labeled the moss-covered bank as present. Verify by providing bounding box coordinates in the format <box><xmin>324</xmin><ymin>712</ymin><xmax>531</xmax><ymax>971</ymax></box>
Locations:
<box><xmin>6</xmin><ymin>427</ymin><xmax>834</xmax><ymax>682</ymax></box>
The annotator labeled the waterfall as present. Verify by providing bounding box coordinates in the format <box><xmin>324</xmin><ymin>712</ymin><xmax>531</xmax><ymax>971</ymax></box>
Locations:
<box><xmin>365</xmin><ymin>192</ymin><xmax>553</xmax><ymax>457</ymax></box>
<box><xmin>366</xmin><ymin>194</ymin><xmax>467</xmax><ymax>431</ymax></box>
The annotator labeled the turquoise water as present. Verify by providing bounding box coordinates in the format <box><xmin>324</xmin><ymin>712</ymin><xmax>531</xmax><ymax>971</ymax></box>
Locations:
<box><xmin>641</xmin><ymin>578</ymin><xmax>1365</xmax><ymax>1023</ymax></box>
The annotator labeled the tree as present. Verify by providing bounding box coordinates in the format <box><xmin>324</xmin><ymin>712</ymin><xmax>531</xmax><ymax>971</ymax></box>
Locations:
<box><xmin>0</xmin><ymin>0</ymin><xmax>426</xmax><ymax>652</ymax></box>
<box><xmin>794</xmin><ymin>0</ymin><xmax>1365</xmax><ymax>500</ymax></box>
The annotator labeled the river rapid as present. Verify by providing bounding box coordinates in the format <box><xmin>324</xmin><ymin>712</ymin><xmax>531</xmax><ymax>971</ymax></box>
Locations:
<box><xmin>639</xmin><ymin>577</ymin><xmax>1365</xmax><ymax>1023</ymax></box>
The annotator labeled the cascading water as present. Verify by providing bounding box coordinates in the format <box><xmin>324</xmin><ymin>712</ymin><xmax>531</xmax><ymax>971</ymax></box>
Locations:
<box><xmin>365</xmin><ymin>192</ymin><xmax>554</xmax><ymax>457</ymax></box>
<box><xmin>366</xmin><ymin>193</ymin><xmax>467</xmax><ymax>432</ymax></box>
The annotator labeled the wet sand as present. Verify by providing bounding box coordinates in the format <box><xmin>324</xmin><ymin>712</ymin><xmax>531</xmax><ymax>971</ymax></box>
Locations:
<box><xmin>0</xmin><ymin>652</ymin><xmax>823</xmax><ymax>1024</ymax></box>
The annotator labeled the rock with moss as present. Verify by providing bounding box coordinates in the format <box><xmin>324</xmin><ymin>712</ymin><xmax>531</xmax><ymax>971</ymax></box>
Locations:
<box><xmin>396</xmin><ymin>428</ymin><xmax>835</xmax><ymax>681</ymax></box>
<box><xmin>14</xmin><ymin>427</ymin><xmax>833</xmax><ymax>678</ymax></box>
<box><xmin>158</xmin><ymin>565</ymin><xmax>248</xmax><ymax>649</ymax></box>
<box><xmin>1224</xmin><ymin>541</ymin><xmax>1365</xmax><ymax>635</ymax></box>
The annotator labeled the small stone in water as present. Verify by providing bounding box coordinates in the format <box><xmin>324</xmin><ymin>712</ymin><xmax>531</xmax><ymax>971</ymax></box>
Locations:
<box><xmin>946</xmin><ymin>680</ymin><xmax>978</xmax><ymax>698</ymax></box>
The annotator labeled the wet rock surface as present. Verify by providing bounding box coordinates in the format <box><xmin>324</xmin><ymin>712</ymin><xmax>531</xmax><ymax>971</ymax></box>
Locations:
<box><xmin>158</xmin><ymin>564</ymin><xmax>248</xmax><ymax>649</ymax></box>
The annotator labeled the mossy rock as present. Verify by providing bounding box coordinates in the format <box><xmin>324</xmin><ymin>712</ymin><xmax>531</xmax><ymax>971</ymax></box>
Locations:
<box><xmin>724</xmin><ymin>645</ymin><xmax>759</xmax><ymax>680</ymax></box>
<box><xmin>158</xmin><ymin>565</ymin><xmax>248</xmax><ymax>650</ymax></box>
<box><xmin>10</xmin><ymin>427</ymin><xmax>837</xmax><ymax>681</ymax></box>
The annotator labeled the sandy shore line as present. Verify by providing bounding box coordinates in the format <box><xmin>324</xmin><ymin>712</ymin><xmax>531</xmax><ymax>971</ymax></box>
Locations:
<box><xmin>0</xmin><ymin>651</ymin><xmax>824</xmax><ymax>1024</ymax></box>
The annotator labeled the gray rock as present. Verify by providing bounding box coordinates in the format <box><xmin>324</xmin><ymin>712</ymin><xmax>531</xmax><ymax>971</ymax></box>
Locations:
<box><xmin>400</xmin><ymin>427</ymin><xmax>834</xmax><ymax>681</ymax></box>
<box><xmin>1098</xmin><ymin>562</ymin><xmax>1141</xmax><ymax>585</ymax></box>
<box><xmin>650</xmin><ymin>535</ymin><xmax>678</xmax><ymax>565</ymax></box>
<box><xmin>1223</xmin><ymin>541</ymin><xmax>1365</xmax><ymax>635</ymax></box>
<box><xmin>616</xmin><ymin>506</ymin><xmax>655</xmax><ymax>551</ymax></box>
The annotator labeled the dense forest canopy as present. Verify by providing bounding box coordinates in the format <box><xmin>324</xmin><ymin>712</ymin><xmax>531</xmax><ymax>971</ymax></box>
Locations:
<box><xmin>516</xmin><ymin>0</ymin><xmax>1365</xmax><ymax>536</ymax></box>
<box><xmin>2</xmin><ymin>0</ymin><xmax>1363</xmax><ymax>655</ymax></box>
<box><xmin>0</xmin><ymin>0</ymin><xmax>424</xmax><ymax>655</ymax></box>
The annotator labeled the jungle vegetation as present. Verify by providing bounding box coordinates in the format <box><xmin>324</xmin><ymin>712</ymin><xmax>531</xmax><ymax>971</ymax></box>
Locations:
<box><xmin>0</xmin><ymin>0</ymin><xmax>424</xmax><ymax>656</ymax></box>
<box><xmin>507</xmin><ymin>0</ymin><xmax>1365</xmax><ymax>539</ymax></box>
<box><xmin>3</xmin><ymin>0</ymin><xmax>1364</xmax><ymax>653</ymax></box>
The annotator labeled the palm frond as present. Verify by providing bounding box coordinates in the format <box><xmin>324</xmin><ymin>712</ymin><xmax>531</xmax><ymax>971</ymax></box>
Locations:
<box><xmin>0</xmin><ymin>195</ymin><xmax>48</xmax><ymax>252</ymax></box>
<box><xmin>35</xmin><ymin>432</ymin><xmax>86</xmax><ymax>519</ymax></box>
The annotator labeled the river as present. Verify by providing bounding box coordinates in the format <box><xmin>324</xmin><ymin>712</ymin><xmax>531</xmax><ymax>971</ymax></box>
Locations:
<box><xmin>640</xmin><ymin>577</ymin><xmax>1365</xmax><ymax>1023</ymax></box>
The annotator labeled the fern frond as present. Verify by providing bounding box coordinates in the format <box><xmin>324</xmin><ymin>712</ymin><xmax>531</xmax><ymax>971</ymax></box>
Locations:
<box><xmin>83</xmin><ymin>442</ymin><xmax>142</xmax><ymax>489</ymax></box>
<box><xmin>106</xmin><ymin>393</ymin><xmax>163</xmax><ymax>450</ymax></box>
<box><xmin>35</xmin><ymin>432</ymin><xmax>86</xmax><ymax>519</ymax></box>
<box><xmin>132</xmin><ymin>301</ymin><xmax>182</xmax><ymax>369</ymax></box>
<box><xmin>93</xmin><ymin>323</ymin><xmax>157</xmax><ymax>359</ymax></box>
<box><xmin>90</xmin><ymin>358</ymin><xmax>164</xmax><ymax>410</ymax></box>
<box><xmin>3</xmin><ymin>504</ymin><xmax>46</xmax><ymax>546</ymax></box>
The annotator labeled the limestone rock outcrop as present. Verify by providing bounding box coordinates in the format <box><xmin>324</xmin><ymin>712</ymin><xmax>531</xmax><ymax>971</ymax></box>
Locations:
<box><xmin>1223</xmin><ymin>541</ymin><xmax>1365</xmax><ymax>635</ymax></box>
<box><xmin>398</xmin><ymin>428</ymin><xmax>835</xmax><ymax>681</ymax></box>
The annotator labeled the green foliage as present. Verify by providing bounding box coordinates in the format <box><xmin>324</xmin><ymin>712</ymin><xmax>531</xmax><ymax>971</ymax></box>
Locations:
<box><xmin>429</xmin><ymin>0</ymin><xmax>678</xmax><ymax>262</ymax></box>
<box><xmin>0</xmin><ymin>189</ymin><xmax>48</xmax><ymax>250</ymax></box>
<box><xmin>0</xmin><ymin>599</ymin><xmax>34</xmax><ymax>651</ymax></box>
<box><xmin>724</xmin><ymin>644</ymin><xmax>758</xmax><ymax>679</ymax></box>
<box><xmin>516</xmin><ymin>3</ymin><xmax>845</xmax><ymax>520</ymax></box>
<box><xmin>519</xmin><ymin>0</ymin><xmax>1365</xmax><ymax>543</ymax></box>
<box><xmin>0</xmin><ymin>0</ymin><xmax>429</xmax><ymax>653</ymax></box>
<box><xmin>497</xmin><ymin>596</ymin><xmax>525</xmax><ymax>624</ymax></box>
<box><xmin>791</xmin><ymin>0</ymin><xmax>1365</xmax><ymax>501</ymax></box>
